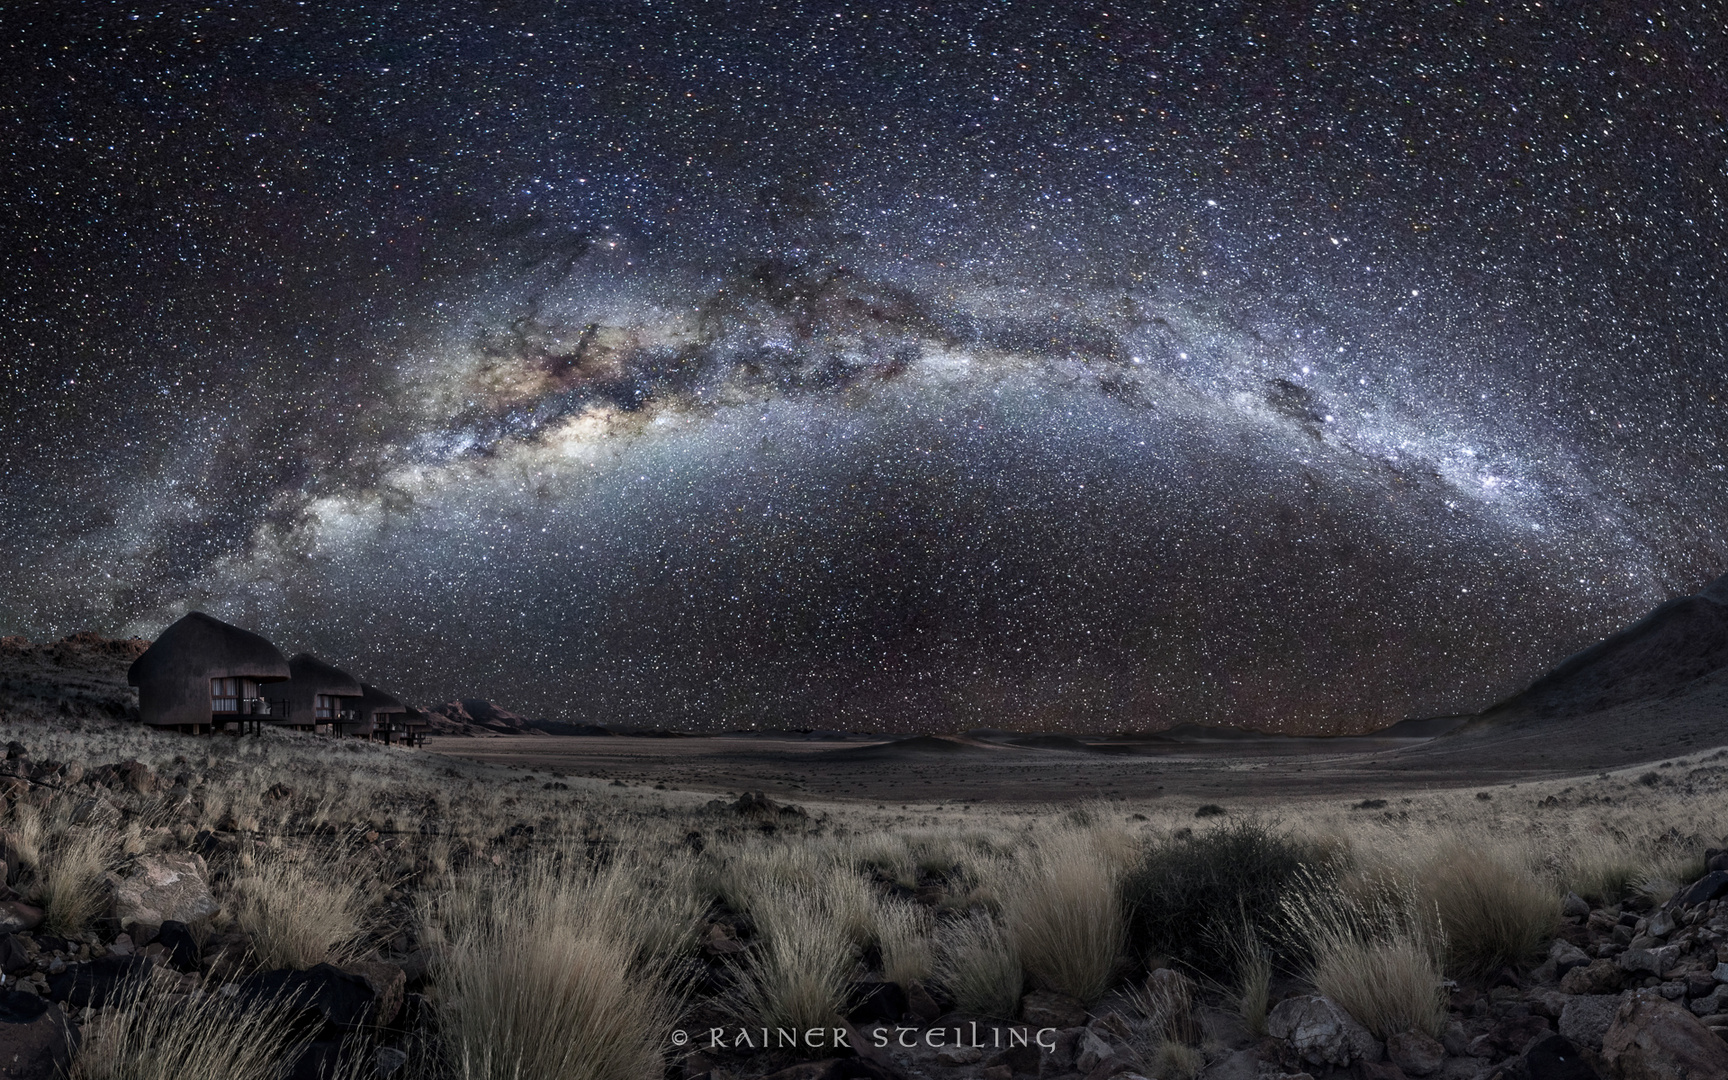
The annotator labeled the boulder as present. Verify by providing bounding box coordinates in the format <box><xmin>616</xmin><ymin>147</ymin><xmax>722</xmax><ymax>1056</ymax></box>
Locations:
<box><xmin>1620</xmin><ymin>945</ymin><xmax>1683</xmax><ymax>978</ymax></box>
<box><xmin>1601</xmin><ymin>990</ymin><xmax>1728</xmax><ymax>1079</ymax></box>
<box><xmin>341</xmin><ymin>960</ymin><xmax>405</xmax><ymax>1027</ymax></box>
<box><xmin>0</xmin><ymin>937</ymin><xmax>29</xmax><ymax>976</ymax></box>
<box><xmin>44</xmin><ymin>955</ymin><xmax>154</xmax><ymax>1009</ymax></box>
<box><xmin>1562</xmin><ymin>894</ymin><xmax>1591</xmax><ymax>918</ymax></box>
<box><xmin>1521</xmin><ymin>1032</ymin><xmax>1600</xmax><ymax>1079</ymax></box>
<box><xmin>235</xmin><ymin>964</ymin><xmax>381</xmax><ymax>1037</ymax></box>
<box><xmin>1550</xmin><ymin>939</ymin><xmax>1593</xmax><ymax>977</ymax></box>
<box><xmin>1560</xmin><ymin>994</ymin><xmax>1626</xmax><ymax>1051</ymax></box>
<box><xmin>1386</xmin><ymin>1030</ymin><xmax>1445</xmax><ymax>1076</ymax></box>
<box><xmin>103</xmin><ymin>852</ymin><xmax>217</xmax><ymax>933</ymax></box>
<box><xmin>1679</xmin><ymin>872</ymin><xmax>1728</xmax><ymax>908</ymax></box>
<box><xmin>0</xmin><ymin>990</ymin><xmax>78</xmax><ymax>1079</ymax></box>
<box><xmin>0</xmin><ymin>906</ymin><xmax>40</xmax><ymax>936</ymax></box>
<box><xmin>847</xmin><ymin>980</ymin><xmax>907</xmax><ymax>1023</ymax></box>
<box><xmin>1562</xmin><ymin>959</ymin><xmax>1625</xmax><ymax>996</ymax></box>
<box><xmin>1021</xmin><ymin>989</ymin><xmax>1089</xmax><ymax>1028</ymax></box>
<box><xmin>154</xmin><ymin>920</ymin><xmax>201</xmax><ymax>971</ymax></box>
<box><xmin>92</xmin><ymin>761</ymin><xmax>156</xmax><ymax>795</ymax></box>
<box><xmin>1266</xmin><ymin>995</ymin><xmax>1383</xmax><ymax>1067</ymax></box>
<box><xmin>906</xmin><ymin>980</ymin><xmax>943</xmax><ymax>1022</ymax></box>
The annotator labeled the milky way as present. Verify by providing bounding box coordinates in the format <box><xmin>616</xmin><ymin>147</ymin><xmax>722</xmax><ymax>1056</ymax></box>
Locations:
<box><xmin>2</xmin><ymin>3</ymin><xmax>1725</xmax><ymax>732</ymax></box>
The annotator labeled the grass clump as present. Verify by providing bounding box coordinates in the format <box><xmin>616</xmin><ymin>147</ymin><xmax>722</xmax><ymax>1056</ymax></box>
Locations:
<box><xmin>433</xmin><ymin>858</ymin><xmax>680</xmax><ymax>1080</ymax></box>
<box><xmin>732</xmin><ymin>879</ymin><xmax>855</xmax><ymax>1034</ymax></box>
<box><xmin>71</xmin><ymin>980</ymin><xmax>323</xmax><ymax>1080</ymax></box>
<box><xmin>1285</xmin><ymin>869</ymin><xmax>1447</xmax><ymax>1040</ymax></box>
<box><xmin>876</xmin><ymin>898</ymin><xmax>934</xmax><ymax>986</ymax></box>
<box><xmin>1003</xmin><ymin>832</ymin><xmax>1125</xmax><ymax>1003</ymax></box>
<box><xmin>230</xmin><ymin>854</ymin><xmax>368</xmax><ymax>969</ymax></box>
<box><xmin>38</xmin><ymin>825</ymin><xmax>113</xmax><ymax>936</ymax></box>
<box><xmin>1124</xmin><ymin>818</ymin><xmax>1330</xmax><ymax>977</ymax></box>
<box><xmin>1416</xmin><ymin>841</ymin><xmax>1556</xmax><ymax>977</ymax></box>
<box><xmin>935</xmin><ymin>913</ymin><xmax>1022</xmax><ymax>1018</ymax></box>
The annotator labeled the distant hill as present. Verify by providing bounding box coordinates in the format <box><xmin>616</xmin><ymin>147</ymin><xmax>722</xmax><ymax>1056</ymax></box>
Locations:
<box><xmin>0</xmin><ymin>632</ymin><xmax>147</xmax><ymax>721</ymax></box>
<box><xmin>424</xmin><ymin>698</ymin><xmax>545</xmax><ymax>736</ymax></box>
<box><xmin>1475</xmin><ymin>571</ymin><xmax>1728</xmax><ymax>723</ymax></box>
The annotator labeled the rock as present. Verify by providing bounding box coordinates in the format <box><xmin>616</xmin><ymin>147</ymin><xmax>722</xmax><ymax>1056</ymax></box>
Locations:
<box><xmin>1686</xmin><ymin>987</ymin><xmax>1726</xmax><ymax>1016</ymax></box>
<box><xmin>1561</xmin><ymin>994</ymin><xmax>1626</xmax><ymax>1051</ymax></box>
<box><xmin>1353</xmin><ymin>1064</ymin><xmax>1409</xmax><ymax>1080</ymax></box>
<box><xmin>376</xmin><ymin>1047</ymin><xmax>408</xmax><ymax>1077</ymax></box>
<box><xmin>981</xmin><ymin>1068</ymin><xmax>1012</xmax><ymax>1080</ymax></box>
<box><xmin>1197</xmin><ymin>1049</ymin><xmax>1261</xmax><ymax>1080</ymax></box>
<box><xmin>1648</xmin><ymin>911</ymin><xmax>1677</xmax><ymax>939</ymax></box>
<box><xmin>1266</xmin><ymin>994</ymin><xmax>1383</xmax><ymax>1067</ymax></box>
<box><xmin>848</xmin><ymin>980</ymin><xmax>908</xmax><ymax>1023</ymax></box>
<box><xmin>1679</xmin><ymin>872</ymin><xmax>1728</xmax><ymax>908</ymax></box>
<box><xmin>1550</xmin><ymin>940</ymin><xmax>1593</xmax><ymax>977</ymax></box>
<box><xmin>93</xmin><ymin>761</ymin><xmax>155</xmax><ymax>795</ymax></box>
<box><xmin>69</xmin><ymin>797</ymin><xmax>119</xmax><ymax>826</ymax></box>
<box><xmin>1715</xmin><ymin>962</ymin><xmax>1728</xmax><ymax>984</ymax></box>
<box><xmin>0</xmin><ymin>989</ymin><xmax>78</xmax><ymax>1079</ymax></box>
<box><xmin>1562</xmin><ymin>894</ymin><xmax>1591</xmax><ymax>918</ymax></box>
<box><xmin>1601</xmin><ymin>990</ymin><xmax>1728</xmax><ymax>1079</ymax></box>
<box><xmin>44</xmin><ymin>955</ymin><xmax>154</xmax><ymax>1009</ymax></box>
<box><xmin>1562</xmin><ymin>960</ymin><xmax>1625</xmax><ymax>995</ymax></box>
<box><xmin>1387</xmin><ymin>1030</ymin><xmax>1445</xmax><ymax>1076</ymax></box>
<box><xmin>154</xmin><ymin>920</ymin><xmax>200</xmax><ymax>971</ymax></box>
<box><xmin>340</xmin><ymin>960</ymin><xmax>405</xmax><ymax>1027</ymax></box>
<box><xmin>1021</xmin><ymin>990</ymin><xmax>1089</xmax><ymax>1028</ymax></box>
<box><xmin>236</xmin><ymin>964</ymin><xmax>381</xmax><ymax>1037</ymax></box>
<box><xmin>907</xmin><ymin>980</ymin><xmax>943</xmax><ymax>1022</ymax></box>
<box><xmin>1521</xmin><ymin>1032</ymin><xmax>1600</xmax><ymax>1079</ymax></box>
<box><xmin>103</xmin><ymin>852</ymin><xmax>217</xmax><ymax>933</ymax></box>
<box><xmin>0</xmin><ymin>937</ymin><xmax>28</xmax><ymax>976</ymax></box>
<box><xmin>0</xmin><ymin>906</ymin><xmax>39</xmax><ymax>936</ymax></box>
<box><xmin>986</xmin><ymin>1043</ymin><xmax>1042</xmax><ymax>1077</ymax></box>
<box><xmin>938</xmin><ymin>1047</ymin><xmax>985</xmax><ymax>1066</ymax></box>
<box><xmin>1074</xmin><ymin>1029</ymin><xmax>1116</xmax><ymax>1073</ymax></box>
<box><xmin>1620</xmin><ymin>945</ymin><xmax>1683</xmax><ymax>977</ymax></box>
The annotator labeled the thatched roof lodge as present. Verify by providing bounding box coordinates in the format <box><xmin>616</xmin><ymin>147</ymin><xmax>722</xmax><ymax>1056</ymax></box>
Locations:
<box><xmin>128</xmin><ymin>612</ymin><xmax>292</xmax><ymax>733</ymax></box>
<box><xmin>346</xmin><ymin>683</ymin><xmax>406</xmax><ymax>740</ymax></box>
<box><xmin>275</xmin><ymin>653</ymin><xmax>364</xmax><ymax>734</ymax></box>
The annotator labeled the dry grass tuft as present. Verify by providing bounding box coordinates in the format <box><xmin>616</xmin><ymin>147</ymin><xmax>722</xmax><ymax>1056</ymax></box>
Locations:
<box><xmin>935</xmin><ymin>913</ymin><xmax>1022</xmax><ymax>1019</ymax></box>
<box><xmin>1416</xmin><ymin>841</ymin><xmax>1556</xmax><ymax>977</ymax></box>
<box><xmin>730</xmin><ymin>880</ymin><xmax>853</xmax><ymax>1034</ymax></box>
<box><xmin>70</xmin><ymin>981</ymin><xmax>325</xmax><ymax>1080</ymax></box>
<box><xmin>876</xmin><ymin>898</ymin><xmax>934</xmax><ymax>987</ymax></box>
<box><xmin>38</xmin><ymin>825</ymin><xmax>113</xmax><ymax>936</ymax></box>
<box><xmin>1285</xmin><ymin>869</ymin><xmax>1447</xmax><ymax>1040</ymax></box>
<box><xmin>230</xmin><ymin>854</ymin><xmax>369</xmax><ymax>969</ymax></box>
<box><xmin>1002</xmin><ymin>832</ymin><xmax>1124</xmax><ymax>1003</ymax></box>
<box><xmin>434</xmin><ymin>859</ymin><xmax>679</xmax><ymax>1080</ymax></box>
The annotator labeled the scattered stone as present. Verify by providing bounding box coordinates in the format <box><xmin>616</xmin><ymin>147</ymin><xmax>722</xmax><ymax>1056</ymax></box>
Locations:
<box><xmin>235</xmin><ymin>964</ymin><xmax>381</xmax><ymax>1037</ymax></box>
<box><xmin>1020</xmin><ymin>990</ymin><xmax>1088</xmax><ymax>1028</ymax></box>
<box><xmin>1074</xmin><ymin>1028</ymin><xmax>1116</xmax><ymax>1073</ymax></box>
<box><xmin>1679</xmin><ymin>872</ymin><xmax>1728</xmax><ymax>909</ymax></box>
<box><xmin>1386</xmin><ymin>1030</ymin><xmax>1445</xmax><ymax>1076</ymax></box>
<box><xmin>848</xmin><ymin>980</ymin><xmax>908</xmax><ymax>1024</ymax></box>
<box><xmin>341</xmin><ymin>960</ymin><xmax>406</xmax><ymax>1027</ymax></box>
<box><xmin>0</xmin><ymin>904</ymin><xmax>41</xmax><ymax>935</ymax></box>
<box><xmin>103</xmin><ymin>852</ymin><xmax>217</xmax><ymax>934</ymax></box>
<box><xmin>1601</xmin><ymin>990</ymin><xmax>1728</xmax><ymax>1079</ymax></box>
<box><xmin>1266</xmin><ymin>994</ymin><xmax>1383</xmax><ymax>1067</ymax></box>
<box><xmin>1620</xmin><ymin>945</ymin><xmax>1683</xmax><ymax>977</ymax></box>
<box><xmin>1560</xmin><ymin>994</ymin><xmax>1626</xmax><ymax>1051</ymax></box>
<box><xmin>376</xmin><ymin>1047</ymin><xmax>408</xmax><ymax>1077</ymax></box>
<box><xmin>1562</xmin><ymin>893</ymin><xmax>1591</xmax><ymax>918</ymax></box>
<box><xmin>1549</xmin><ymin>939</ymin><xmax>1592</xmax><ymax>977</ymax></box>
<box><xmin>906</xmin><ymin>980</ymin><xmax>943</xmax><ymax>1023</ymax></box>
<box><xmin>1561</xmin><ymin>959</ymin><xmax>1625</xmax><ymax>996</ymax></box>
<box><xmin>0</xmin><ymin>988</ymin><xmax>78</xmax><ymax>1079</ymax></box>
<box><xmin>1521</xmin><ymin>1031</ymin><xmax>1600</xmax><ymax>1079</ymax></box>
<box><xmin>937</xmin><ymin>1047</ymin><xmax>984</xmax><ymax>1066</ymax></box>
<box><xmin>44</xmin><ymin>955</ymin><xmax>154</xmax><ymax>1009</ymax></box>
<box><xmin>1686</xmin><ymin>987</ymin><xmax>1726</xmax><ymax>1016</ymax></box>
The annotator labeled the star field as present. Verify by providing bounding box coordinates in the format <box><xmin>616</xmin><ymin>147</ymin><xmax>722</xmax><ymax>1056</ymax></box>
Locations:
<box><xmin>1</xmin><ymin>2</ymin><xmax>1725</xmax><ymax>732</ymax></box>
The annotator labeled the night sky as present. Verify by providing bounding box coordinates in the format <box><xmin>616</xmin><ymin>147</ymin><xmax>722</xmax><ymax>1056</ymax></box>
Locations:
<box><xmin>2</xmin><ymin>2</ymin><xmax>1725</xmax><ymax>733</ymax></box>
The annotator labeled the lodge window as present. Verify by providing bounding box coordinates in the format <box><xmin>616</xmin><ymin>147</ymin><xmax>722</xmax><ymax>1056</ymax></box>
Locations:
<box><xmin>315</xmin><ymin>694</ymin><xmax>336</xmax><ymax>720</ymax></box>
<box><xmin>210</xmin><ymin>678</ymin><xmax>260</xmax><ymax>714</ymax></box>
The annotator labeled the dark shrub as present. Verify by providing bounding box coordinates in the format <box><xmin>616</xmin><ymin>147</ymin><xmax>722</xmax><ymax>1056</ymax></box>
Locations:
<box><xmin>1194</xmin><ymin>804</ymin><xmax>1227</xmax><ymax>818</ymax></box>
<box><xmin>1123</xmin><ymin>819</ymin><xmax>1334</xmax><ymax>978</ymax></box>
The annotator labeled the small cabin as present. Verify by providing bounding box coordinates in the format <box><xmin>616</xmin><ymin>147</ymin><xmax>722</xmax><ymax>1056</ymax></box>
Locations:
<box><xmin>274</xmin><ymin>654</ymin><xmax>365</xmax><ymax>734</ymax></box>
<box><xmin>346</xmin><ymin>683</ymin><xmax>406</xmax><ymax>740</ymax></box>
<box><xmin>128</xmin><ymin>613</ymin><xmax>293</xmax><ymax>733</ymax></box>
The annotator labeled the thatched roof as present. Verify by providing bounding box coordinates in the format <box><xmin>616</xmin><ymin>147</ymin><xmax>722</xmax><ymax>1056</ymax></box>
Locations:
<box><xmin>128</xmin><ymin>612</ymin><xmax>291</xmax><ymax>687</ymax></box>
<box><xmin>358</xmin><ymin>683</ymin><xmax>407</xmax><ymax>715</ymax></box>
<box><xmin>285</xmin><ymin>653</ymin><xmax>363</xmax><ymax>697</ymax></box>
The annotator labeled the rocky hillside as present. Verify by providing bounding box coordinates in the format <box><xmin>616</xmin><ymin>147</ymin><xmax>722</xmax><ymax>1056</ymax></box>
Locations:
<box><xmin>420</xmin><ymin>699</ymin><xmax>543</xmax><ymax>736</ymax></box>
<box><xmin>0</xmin><ymin>633</ymin><xmax>146</xmax><ymax>722</ymax></box>
<box><xmin>1478</xmin><ymin>571</ymin><xmax>1728</xmax><ymax>721</ymax></box>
